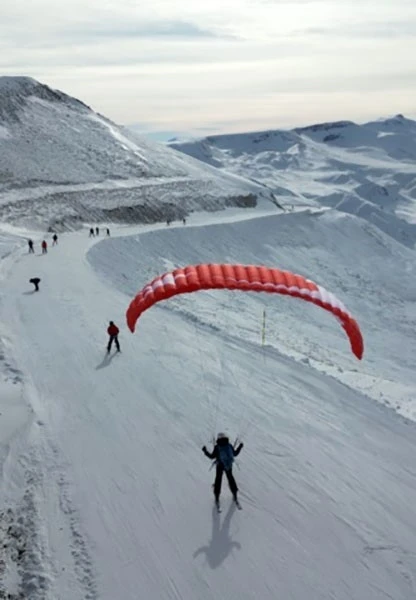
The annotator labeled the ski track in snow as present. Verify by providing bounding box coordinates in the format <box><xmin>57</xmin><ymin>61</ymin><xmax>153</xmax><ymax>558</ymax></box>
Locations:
<box><xmin>0</xmin><ymin>209</ymin><xmax>416</xmax><ymax>599</ymax></box>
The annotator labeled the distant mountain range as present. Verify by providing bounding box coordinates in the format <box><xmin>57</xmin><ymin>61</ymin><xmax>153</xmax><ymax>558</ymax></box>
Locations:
<box><xmin>169</xmin><ymin>116</ymin><xmax>416</xmax><ymax>246</ymax></box>
<box><xmin>1</xmin><ymin>75</ymin><xmax>415</xmax><ymax>241</ymax></box>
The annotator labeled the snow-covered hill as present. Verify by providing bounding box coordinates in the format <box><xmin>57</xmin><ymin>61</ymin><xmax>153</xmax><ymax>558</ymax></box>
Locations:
<box><xmin>169</xmin><ymin>116</ymin><xmax>416</xmax><ymax>240</ymax></box>
<box><xmin>1</xmin><ymin>203</ymin><xmax>416</xmax><ymax>599</ymax></box>
<box><xmin>0</xmin><ymin>77</ymin><xmax>270</xmax><ymax>230</ymax></box>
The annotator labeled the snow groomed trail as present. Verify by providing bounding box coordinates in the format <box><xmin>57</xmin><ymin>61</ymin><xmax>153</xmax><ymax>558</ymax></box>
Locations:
<box><xmin>1</xmin><ymin>212</ymin><xmax>416</xmax><ymax>599</ymax></box>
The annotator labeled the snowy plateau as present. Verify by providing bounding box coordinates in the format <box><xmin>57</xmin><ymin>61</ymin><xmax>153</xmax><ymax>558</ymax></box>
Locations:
<box><xmin>0</xmin><ymin>76</ymin><xmax>416</xmax><ymax>599</ymax></box>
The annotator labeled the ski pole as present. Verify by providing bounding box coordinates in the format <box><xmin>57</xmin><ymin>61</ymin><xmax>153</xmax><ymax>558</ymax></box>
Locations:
<box><xmin>262</xmin><ymin>309</ymin><xmax>266</xmax><ymax>346</ymax></box>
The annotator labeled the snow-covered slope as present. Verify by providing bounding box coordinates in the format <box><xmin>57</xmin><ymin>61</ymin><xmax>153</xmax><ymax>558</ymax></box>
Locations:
<box><xmin>90</xmin><ymin>209</ymin><xmax>416</xmax><ymax>419</ymax></box>
<box><xmin>1</xmin><ymin>205</ymin><xmax>416</xmax><ymax>599</ymax></box>
<box><xmin>169</xmin><ymin>116</ymin><xmax>416</xmax><ymax>237</ymax></box>
<box><xmin>0</xmin><ymin>77</ymin><xmax>269</xmax><ymax>230</ymax></box>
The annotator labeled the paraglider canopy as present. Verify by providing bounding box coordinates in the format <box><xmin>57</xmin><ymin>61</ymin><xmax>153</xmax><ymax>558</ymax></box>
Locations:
<box><xmin>126</xmin><ymin>263</ymin><xmax>364</xmax><ymax>360</ymax></box>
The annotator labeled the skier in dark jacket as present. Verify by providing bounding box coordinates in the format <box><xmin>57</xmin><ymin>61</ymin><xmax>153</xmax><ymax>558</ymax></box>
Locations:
<box><xmin>28</xmin><ymin>239</ymin><xmax>34</xmax><ymax>253</ymax></box>
<box><xmin>202</xmin><ymin>433</ymin><xmax>243</xmax><ymax>506</ymax></box>
<box><xmin>29</xmin><ymin>277</ymin><xmax>41</xmax><ymax>291</ymax></box>
<box><xmin>107</xmin><ymin>321</ymin><xmax>120</xmax><ymax>353</ymax></box>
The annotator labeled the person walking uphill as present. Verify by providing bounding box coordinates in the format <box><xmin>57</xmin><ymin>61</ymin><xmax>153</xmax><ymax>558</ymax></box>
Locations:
<box><xmin>107</xmin><ymin>321</ymin><xmax>120</xmax><ymax>353</ymax></box>
<box><xmin>202</xmin><ymin>433</ymin><xmax>243</xmax><ymax>510</ymax></box>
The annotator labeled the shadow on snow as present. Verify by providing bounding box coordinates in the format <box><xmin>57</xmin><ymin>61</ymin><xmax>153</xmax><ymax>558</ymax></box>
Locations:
<box><xmin>193</xmin><ymin>501</ymin><xmax>241</xmax><ymax>568</ymax></box>
<box><xmin>96</xmin><ymin>352</ymin><xmax>119</xmax><ymax>370</ymax></box>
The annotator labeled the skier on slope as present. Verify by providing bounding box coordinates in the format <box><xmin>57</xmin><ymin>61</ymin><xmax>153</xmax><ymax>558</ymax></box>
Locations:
<box><xmin>202</xmin><ymin>433</ymin><xmax>243</xmax><ymax>508</ymax></box>
<box><xmin>29</xmin><ymin>277</ymin><xmax>41</xmax><ymax>291</ymax></box>
<box><xmin>107</xmin><ymin>321</ymin><xmax>120</xmax><ymax>353</ymax></box>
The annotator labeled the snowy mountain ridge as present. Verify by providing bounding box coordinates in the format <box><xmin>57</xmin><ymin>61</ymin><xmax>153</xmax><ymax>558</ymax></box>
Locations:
<box><xmin>0</xmin><ymin>77</ymin><xmax>270</xmax><ymax>230</ymax></box>
<box><xmin>169</xmin><ymin>115</ymin><xmax>416</xmax><ymax>246</ymax></box>
<box><xmin>0</xmin><ymin>76</ymin><xmax>90</xmax><ymax>122</ymax></box>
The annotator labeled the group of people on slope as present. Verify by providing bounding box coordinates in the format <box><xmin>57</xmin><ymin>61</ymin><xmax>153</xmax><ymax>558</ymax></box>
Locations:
<box><xmin>28</xmin><ymin>234</ymin><xmax>58</xmax><ymax>257</ymax></box>
<box><xmin>166</xmin><ymin>217</ymin><xmax>187</xmax><ymax>226</ymax></box>
<box><xmin>27</xmin><ymin>234</ymin><xmax>59</xmax><ymax>291</ymax></box>
<box><xmin>89</xmin><ymin>226</ymin><xmax>110</xmax><ymax>237</ymax></box>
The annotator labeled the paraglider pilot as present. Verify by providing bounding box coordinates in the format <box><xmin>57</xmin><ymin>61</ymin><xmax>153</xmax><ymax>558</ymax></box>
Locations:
<box><xmin>202</xmin><ymin>433</ymin><xmax>243</xmax><ymax>505</ymax></box>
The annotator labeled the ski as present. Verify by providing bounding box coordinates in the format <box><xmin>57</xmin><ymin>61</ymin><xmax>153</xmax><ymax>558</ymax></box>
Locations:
<box><xmin>234</xmin><ymin>498</ymin><xmax>242</xmax><ymax>510</ymax></box>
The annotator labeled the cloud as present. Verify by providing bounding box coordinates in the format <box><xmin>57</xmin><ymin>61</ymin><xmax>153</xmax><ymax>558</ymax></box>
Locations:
<box><xmin>0</xmin><ymin>0</ymin><xmax>415</xmax><ymax>136</ymax></box>
<box><xmin>1</xmin><ymin>18</ymin><xmax>231</xmax><ymax>48</ymax></box>
<box><xmin>79</xmin><ymin>20</ymin><xmax>222</xmax><ymax>39</ymax></box>
<box><xmin>298</xmin><ymin>21</ymin><xmax>416</xmax><ymax>38</ymax></box>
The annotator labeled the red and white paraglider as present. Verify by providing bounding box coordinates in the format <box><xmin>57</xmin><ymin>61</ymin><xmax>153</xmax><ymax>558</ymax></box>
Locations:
<box><xmin>126</xmin><ymin>263</ymin><xmax>364</xmax><ymax>359</ymax></box>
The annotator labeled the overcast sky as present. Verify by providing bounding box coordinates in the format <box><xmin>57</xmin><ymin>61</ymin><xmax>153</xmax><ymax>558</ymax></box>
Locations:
<box><xmin>1</xmin><ymin>0</ymin><xmax>415</xmax><ymax>137</ymax></box>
